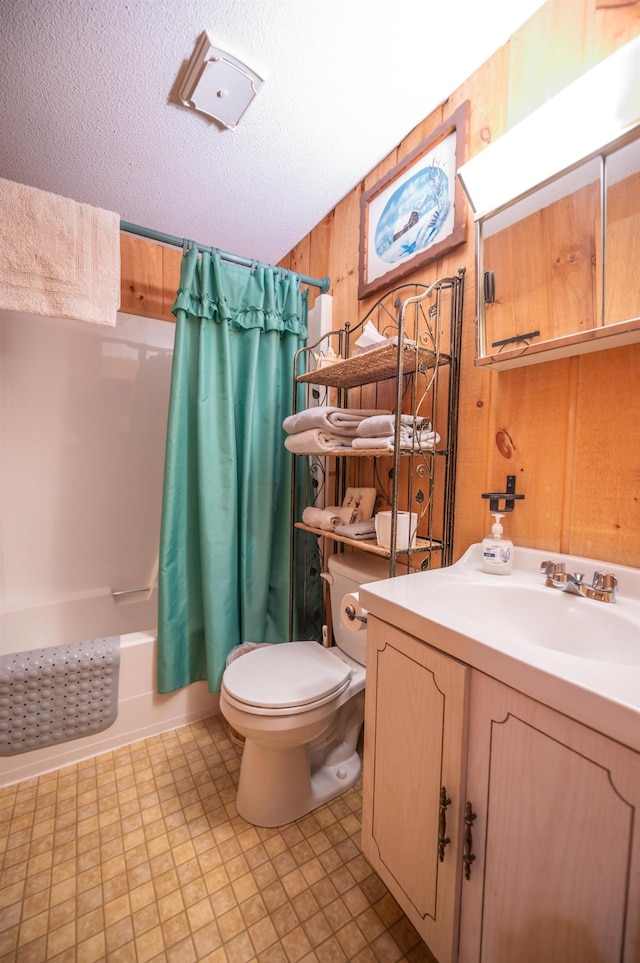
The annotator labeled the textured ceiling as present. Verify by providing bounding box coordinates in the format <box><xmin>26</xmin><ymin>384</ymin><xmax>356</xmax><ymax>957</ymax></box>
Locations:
<box><xmin>0</xmin><ymin>0</ymin><xmax>546</xmax><ymax>267</ymax></box>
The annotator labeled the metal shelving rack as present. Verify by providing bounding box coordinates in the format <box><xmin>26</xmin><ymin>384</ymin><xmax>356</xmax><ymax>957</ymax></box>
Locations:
<box><xmin>289</xmin><ymin>269</ymin><xmax>464</xmax><ymax>636</ymax></box>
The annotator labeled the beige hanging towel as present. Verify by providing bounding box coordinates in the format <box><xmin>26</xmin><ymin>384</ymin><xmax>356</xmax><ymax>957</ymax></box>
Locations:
<box><xmin>0</xmin><ymin>177</ymin><xmax>120</xmax><ymax>325</ymax></box>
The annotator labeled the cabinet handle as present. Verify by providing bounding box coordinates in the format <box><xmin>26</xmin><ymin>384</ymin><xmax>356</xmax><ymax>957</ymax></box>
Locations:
<box><xmin>463</xmin><ymin>801</ymin><xmax>477</xmax><ymax>880</ymax></box>
<box><xmin>438</xmin><ymin>786</ymin><xmax>451</xmax><ymax>862</ymax></box>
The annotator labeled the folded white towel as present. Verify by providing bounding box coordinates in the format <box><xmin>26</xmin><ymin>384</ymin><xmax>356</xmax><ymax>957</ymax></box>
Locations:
<box><xmin>0</xmin><ymin>177</ymin><xmax>120</xmax><ymax>325</ymax></box>
<box><xmin>334</xmin><ymin>518</ymin><xmax>377</xmax><ymax>539</ymax></box>
<box><xmin>352</xmin><ymin>429</ymin><xmax>440</xmax><ymax>451</ymax></box>
<box><xmin>352</xmin><ymin>427</ymin><xmax>415</xmax><ymax>448</ymax></box>
<box><xmin>404</xmin><ymin>430</ymin><xmax>440</xmax><ymax>449</ymax></box>
<box><xmin>301</xmin><ymin>506</ymin><xmax>357</xmax><ymax>530</ymax></box>
<box><xmin>356</xmin><ymin>413</ymin><xmax>416</xmax><ymax>437</ymax></box>
<box><xmin>283</xmin><ymin>406</ymin><xmax>390</xmax><ymax>437</ymax></box>
<box><xmin>284</xmin><ymin>428</ymin><xmax>351</xmax><ymax>454</ymax></box>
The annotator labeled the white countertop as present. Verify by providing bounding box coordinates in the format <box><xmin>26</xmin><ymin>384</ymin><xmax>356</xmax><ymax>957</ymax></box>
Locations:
<box><xmin>359</xmin><ymin>544</ymin><xmax>640</xmax><ymax>752</ymax></box>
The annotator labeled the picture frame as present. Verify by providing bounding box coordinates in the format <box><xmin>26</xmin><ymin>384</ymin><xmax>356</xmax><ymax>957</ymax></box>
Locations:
<box><xmin>358</xmin><ymin>101</ymin><xmax>469</xmax><ymax>300</ymax></box>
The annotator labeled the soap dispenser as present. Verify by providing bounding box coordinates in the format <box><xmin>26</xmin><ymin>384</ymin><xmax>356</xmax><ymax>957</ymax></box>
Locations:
<box><xmin>482</xmin><ymin>513</ymin><xmax>513</xmax><ymax>575</ymax></box>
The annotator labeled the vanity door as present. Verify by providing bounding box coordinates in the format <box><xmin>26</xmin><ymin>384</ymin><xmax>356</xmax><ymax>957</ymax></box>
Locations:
<box><xmin>361</xmin><ymin>617</ymin><xmax>469</xmax><ymax>963</ymax></box>
<box><xmin>459</xmin><ymin>671</ymin><xmax>640</xmax><ymax>963</ymax></box>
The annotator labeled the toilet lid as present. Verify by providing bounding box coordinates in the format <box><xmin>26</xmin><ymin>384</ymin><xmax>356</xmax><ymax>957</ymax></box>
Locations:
<box><xmin>222</xmin><ymin>641</ymin><xmax>352</xmax><ymax>709</ymax></box>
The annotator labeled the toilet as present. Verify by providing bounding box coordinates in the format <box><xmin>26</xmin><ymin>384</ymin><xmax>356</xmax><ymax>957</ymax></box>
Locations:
<box><xmin>219</xmin><ymin>552</ymin><xmax>390</xmax><ymax>827</ymax></box>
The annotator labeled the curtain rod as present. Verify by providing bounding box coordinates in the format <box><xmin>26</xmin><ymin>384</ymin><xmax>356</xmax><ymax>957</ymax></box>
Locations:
<box><xmin>120</xmin><ymin>220</ymin><xmax>331</xmax><ymax>294</ymax></box>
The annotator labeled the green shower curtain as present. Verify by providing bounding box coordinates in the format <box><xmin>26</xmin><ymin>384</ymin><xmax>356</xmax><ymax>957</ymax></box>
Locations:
<box><xmin>157</xmin><ymin>247</ymin><xmax>308</xmax><ymax>693</ymax></box>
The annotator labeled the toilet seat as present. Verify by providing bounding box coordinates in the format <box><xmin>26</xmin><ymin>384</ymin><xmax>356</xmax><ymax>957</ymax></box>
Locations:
<box><xmin>222</xmin><ymin>641</ymin><xmax>353</xmax><ymax>716</ymax></box>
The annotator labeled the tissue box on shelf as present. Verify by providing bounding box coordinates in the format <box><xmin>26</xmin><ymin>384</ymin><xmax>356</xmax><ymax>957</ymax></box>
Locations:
<box><xmin>312</xmin><ymin>347</ymin><xmax>342</xmax><ymax>370</ymax></box>
<box><xmin>353</xmin><ymin>321</ymin><xmax>415</xmax><ymax>354</ymax></box>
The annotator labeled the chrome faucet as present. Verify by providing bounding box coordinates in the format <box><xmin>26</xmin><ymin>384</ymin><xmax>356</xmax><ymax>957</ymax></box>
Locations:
<box><xmin>540</xmin><ymin>561</ymin><xmax>618</xmax><ymax>603</ymax></box>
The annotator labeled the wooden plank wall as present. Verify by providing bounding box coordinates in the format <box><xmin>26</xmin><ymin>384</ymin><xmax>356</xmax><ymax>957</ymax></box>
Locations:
<box><xmin>119</xmin><ymin>0</ymin><xmax>640</xmax><ymax>569</ymax></box>
<box><xmin>277</xmin><ymin>0</ymin><xmax>640</xmax><ymax>569</ymax></box>
<box><xmin>120</xmin><ymin>234</ymin><xmax>181</xmax><ymax>323</ymax></box>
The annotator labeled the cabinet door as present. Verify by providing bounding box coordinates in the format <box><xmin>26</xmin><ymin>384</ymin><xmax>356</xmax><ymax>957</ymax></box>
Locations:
<box><xmin>460</xmin><ymin>672</ymin><xmax>640</xmax><ymax>963</ymax></box>
<box><xmin>362</xmin><ymin>617</ymin><xmax>469</xmax><ymax>963</ymax></box>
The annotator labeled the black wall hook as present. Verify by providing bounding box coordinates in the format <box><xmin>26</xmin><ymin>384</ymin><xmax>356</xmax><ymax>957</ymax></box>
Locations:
<box><xmin>481</xmin><ymin>475</ymin><xmax>525</xmax><ymax>513</ymax></box>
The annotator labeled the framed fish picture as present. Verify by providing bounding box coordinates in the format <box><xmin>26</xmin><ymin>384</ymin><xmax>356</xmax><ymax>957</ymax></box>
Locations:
<box><xmin>358</xmin><ymin>101</ymin><xmax>469</xmax><ymax>299</ymax></box>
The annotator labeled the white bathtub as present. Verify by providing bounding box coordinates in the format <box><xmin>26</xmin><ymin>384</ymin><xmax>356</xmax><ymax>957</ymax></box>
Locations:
<box><xmin>0</xmin><ymin>596</ymin><xmax>219</xmax><ymax>787</ymax></box>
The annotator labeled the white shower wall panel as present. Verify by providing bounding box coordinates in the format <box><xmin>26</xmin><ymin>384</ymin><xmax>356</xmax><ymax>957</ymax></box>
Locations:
<box><xmin>0</xmin><ymin>310</ymin><xmax>174</xmax><ymax>652</ymax></box>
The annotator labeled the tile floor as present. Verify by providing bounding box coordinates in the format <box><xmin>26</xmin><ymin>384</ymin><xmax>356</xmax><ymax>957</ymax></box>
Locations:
<box><xmin>0</xmin><ymin>714</ymin><xmax>436</xmax><ymax>962</ymax></box>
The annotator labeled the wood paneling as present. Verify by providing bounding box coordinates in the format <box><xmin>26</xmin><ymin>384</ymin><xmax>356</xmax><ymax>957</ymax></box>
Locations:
<box><xmin>505</xmin><ymin>0</ymin><xmax>590</xmax><ymax>128</ymax></box>
<box><xmin>120</xmin><ymin>234</ymin><xmax>179</xmax><ymax>323</ymax></box>
<box><xmin>119</xmin><ymin>0</ymin><xmax>640</xmax><ymax>568</ymax></box>
<box><xmin>119</xmin><ymin>234</ymin><xmax>166</xmax><ymax>320</ymax></box>
<box><xmin>161</xmin><ymin>247</ymin><xmax>181</xmax><ymax>321</ymax></box>
<box><xmin>569</xmin><ymin>343</ymin><xmax>640</xmax><ymax>565</ymax></box>
<box><xmin>327</xmin><ymin>185</ymin><xmax>361</xmax><ymax>325</ymax></box>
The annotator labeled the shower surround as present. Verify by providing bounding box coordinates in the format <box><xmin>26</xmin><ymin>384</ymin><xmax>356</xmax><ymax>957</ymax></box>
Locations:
<box><xmin>0</xmin><ymin>309</ymin><xmax>217</xmax><ymax>786</ymax></box>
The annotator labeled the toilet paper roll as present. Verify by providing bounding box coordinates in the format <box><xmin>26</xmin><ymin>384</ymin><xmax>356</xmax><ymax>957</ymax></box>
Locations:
<box><xmin>341</xmin><ymin>592</ymin><xmax>368</xmax><ymax>633</ymax></box>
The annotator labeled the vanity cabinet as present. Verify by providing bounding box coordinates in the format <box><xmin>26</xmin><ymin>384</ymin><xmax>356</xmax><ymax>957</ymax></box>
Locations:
<box><xmin>459</xmin><ymin>672</ymin><xmax>640</xmax><ymax>963</ymax></box>
<box><xmin>361</xmin><ymin>618</ymin><xmax>640</xmax><ymax>963</ymax></box>
<box><xmin>361</xmin><ymin>617</ymin><xmax>469</xmax><ymax>963</ymax></box>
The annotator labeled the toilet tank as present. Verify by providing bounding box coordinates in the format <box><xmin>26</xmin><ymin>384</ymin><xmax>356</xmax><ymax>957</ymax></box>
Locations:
<box><xmin>327</xmin><ymin>552</ymin><xmax>390</xmax><ymax>665</ymax></box>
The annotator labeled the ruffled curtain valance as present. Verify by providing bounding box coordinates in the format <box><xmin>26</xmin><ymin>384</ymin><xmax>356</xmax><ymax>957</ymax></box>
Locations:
<box><xmin>171</xmin><ymin>247</ymin><xmax>308</xmax><ymax>335</ymax></box>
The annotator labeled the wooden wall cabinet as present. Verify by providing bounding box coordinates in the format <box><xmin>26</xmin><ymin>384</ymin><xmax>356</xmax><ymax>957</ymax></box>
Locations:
<box><xmin>475</xmin><ymin>126</ymin><xmax>640</xmax><ymax>370</ymax></box>
<box><xmin>361</xmin><ymin>620</ymin><xmax>640</xmax><ymax>963</ymax></box>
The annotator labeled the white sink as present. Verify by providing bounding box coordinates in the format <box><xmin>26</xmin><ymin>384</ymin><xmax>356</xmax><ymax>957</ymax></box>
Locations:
<box><xmin>359</xmin><ymin>543</ymin><xmax>640</xmax><ymax>751</ymax></box>
<box><xmin>430</xmin><ymin>579</ymin><xmax>639</xmax><ymax>665</ymax></box>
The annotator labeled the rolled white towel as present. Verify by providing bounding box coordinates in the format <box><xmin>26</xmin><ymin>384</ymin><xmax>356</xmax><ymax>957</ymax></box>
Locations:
<box><xmin>284</xmin><ymin>428</ymin><xmax>351</xmax><ymax>454</ymax></box>
<box><xmin>301</xmin><ymin>506</ymin><xmax>357</xmax><ymax>530</ymax></box>
<box><xmin>283</xmin><ymin>406</ymin><xmax>390</xmax><ymax>437</ymax></box>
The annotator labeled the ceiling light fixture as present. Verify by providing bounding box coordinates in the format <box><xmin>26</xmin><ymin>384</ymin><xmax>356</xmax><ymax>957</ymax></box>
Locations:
<box><xmin>457</xmin><ymin>35</ymin><xmax>640</xmax><ymax>219</ymax></box>
<box><xmin>178</xmin><ymin>32</ymin><xmax>264</xmax><ymax>131</ymax></box>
